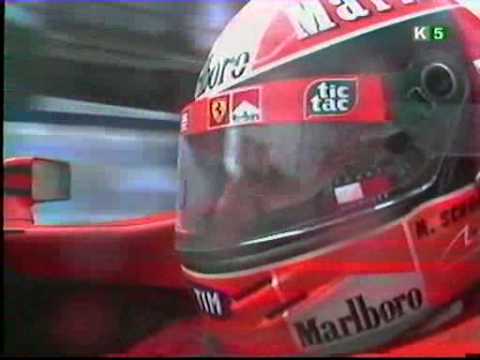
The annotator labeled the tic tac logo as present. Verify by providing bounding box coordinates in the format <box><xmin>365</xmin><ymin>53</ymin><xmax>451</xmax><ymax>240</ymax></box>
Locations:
<box><xmin>191</xmin><ymin>284</ymin><xmax>231</xmax><ymax>318</ymax></box>
<box><xmin>307</xmin><ymin>79</ymin><xmax>357</xmax><ymax>117</ymax></box>
<box><xmin>294</xmin><ymin>288</ymin><xmax>423</xmax><ymax>348</ymax></box>
<box><xmin>209</xmin><ymin>95</ymin><xmax>230</xmax><ymax>128</ymax></box>
<box><xmin>231</xmin><ymin>88</ymin><xmax>261</xmax><ymax>125</ymax></box>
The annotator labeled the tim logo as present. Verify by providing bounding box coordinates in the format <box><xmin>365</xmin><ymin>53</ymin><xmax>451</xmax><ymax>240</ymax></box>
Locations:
<box><xmin>191</xmin><ymin>284</ymin><xmax>231</xmax><ymax>318</ymax></box>
<box><xmin>307</xmin><ymin>80</ymin><xmax>357</xmax><ymax>117</ymax></box>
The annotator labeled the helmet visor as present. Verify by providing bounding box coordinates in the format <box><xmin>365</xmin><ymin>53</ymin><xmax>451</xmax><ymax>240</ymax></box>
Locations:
<box><xmin>176</xmin><ymin>120</ymin><xmax>448</xmax><ymax>252</ymax></box>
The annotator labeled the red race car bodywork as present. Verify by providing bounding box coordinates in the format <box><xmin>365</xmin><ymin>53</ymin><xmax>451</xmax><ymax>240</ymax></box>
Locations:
<box><xmin>4</xmin><ymin>156</ymin><xmax>479</xmax><ymax>357</ymax></box>
<box><xmin>111</xmin><ymin>291</ymin><xmax>480</xmax><ymax>357</ymax></box>
<box><xmin>4</xmin><ymin>157</ymin><xmax>186</xmax><ymax>289</ymax></box>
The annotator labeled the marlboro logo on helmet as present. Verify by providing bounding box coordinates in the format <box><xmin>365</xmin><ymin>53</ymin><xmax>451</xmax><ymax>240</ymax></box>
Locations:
<box><xmin>232</xmin><ymin>88</ymin><xmax>261</xmax><ymax>125</ymax></box>
<box><xmin>293</xmin><ymin>288</ymin><xmax>424</xmax><ymax>348</ymax></box>
<box><xmin>287</xmin><ymin>0</ymin><xmax>424</xmax><ymax>40</ymax></box>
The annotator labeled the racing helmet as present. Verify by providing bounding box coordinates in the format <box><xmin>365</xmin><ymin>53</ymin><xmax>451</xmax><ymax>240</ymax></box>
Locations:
<box><xmin>176</xmin><ymin>0</ymin><xmax>480</xmax><ymax>356</ymax></box>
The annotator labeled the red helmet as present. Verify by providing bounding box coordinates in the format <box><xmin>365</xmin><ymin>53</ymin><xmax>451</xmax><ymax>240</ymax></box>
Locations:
<box><xmin>176</xmin><ymin>0</ymin><xmax>480</xmax><ymax>356</ymax></box>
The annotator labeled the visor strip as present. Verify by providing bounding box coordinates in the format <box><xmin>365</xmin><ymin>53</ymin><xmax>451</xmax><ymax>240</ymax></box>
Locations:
<box><xmin>182</xmin><ymin>75</ymin><xmax>390</xmax><ymax>136</ymax></box>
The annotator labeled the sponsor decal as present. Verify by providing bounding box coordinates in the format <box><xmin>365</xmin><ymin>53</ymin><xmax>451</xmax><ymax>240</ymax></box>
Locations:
<box><xmin>209</xmin><ymin>95</ymin><xmax>230</xmax><ymax>128</ymax></box>
<box><xmin>181</xmin><ymin>110</ymin><xmax>189</xmax><ymax>133</ymax></box>
<box><xmin>190</xmin><ymin>284</ymin><xmax>231</xmax><ymax>318</ymax></box>
<box><xmin>307</xmin><ymin>79</ymin><xmax>357</xmax><ymax>116</ymax></box>
<box><xmin>335</xmin><ymin>183</ymin><xmax>364</xmax><ymax>205</ymax></box>
<box><xmin>405</xmin><ymin>186</ymin><xmax>479</xmax><ymax>275</ymax></box>
<box><xmin>293</xmin><ymin>288</ymin><xmax>423</xmax><ymax>348</ymax></box>
<box><xmin>195</xmin><ymin>52</ymin><xmax>250</xmax><ymax>98</ymax></box>
<box><xmin>231</xmin><ymin>88</ymin><xmax>261</xmax><ymax>125</ymax></box>
<box><xmin>412</xmin><ymin>190</ymin><xmax>480</xmax><ymax>241</ymax></box>
<box><xmin>335</xmin><ymin>177</ymin><xmax>393</xmax><ymax>205</ymax></box>
<box><xmin>287</xmin><ymin>0</ymin><xmax>421</xmax><ymax>40</ymax></box>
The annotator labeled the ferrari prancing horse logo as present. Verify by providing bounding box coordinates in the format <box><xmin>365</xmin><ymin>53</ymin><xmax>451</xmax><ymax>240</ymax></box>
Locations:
<box><xmin>209</xmin><ymin>95</ymin><xmax>230</xmax><ymax>128</ymax></box>
<box><xmin>212</xmin><ymin>100</ymin><xmax>227</xmax><ymax>123</ymax></box>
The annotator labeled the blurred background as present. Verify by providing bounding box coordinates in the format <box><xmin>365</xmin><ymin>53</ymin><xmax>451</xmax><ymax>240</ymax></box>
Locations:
<box><xmin>4</xmin><ymin>1</ymin><xmax>246</xmax><ymax>356</ymax></box>
<box><xmin>5</xmin><ymin>1</ymin><xmax>480</xmax><ymax>357</ymax></box>
<box><xmin>5</xmin><ymin>1</ymin><xmax>247</xmax><ymax>224</ymax></box>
